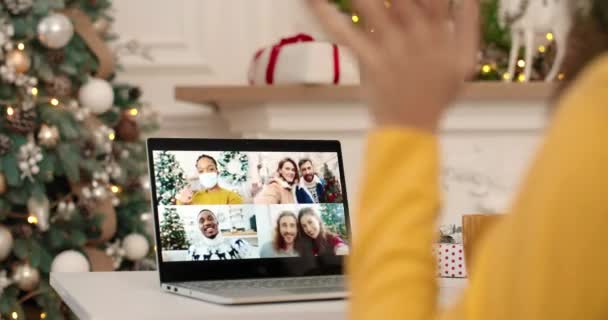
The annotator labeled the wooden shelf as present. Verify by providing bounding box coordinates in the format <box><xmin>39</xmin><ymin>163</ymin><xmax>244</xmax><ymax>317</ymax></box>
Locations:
<box><xmin>175</xmin><ymin>83</ymin><xmax>555</xmax><ymax>107</ymax></box>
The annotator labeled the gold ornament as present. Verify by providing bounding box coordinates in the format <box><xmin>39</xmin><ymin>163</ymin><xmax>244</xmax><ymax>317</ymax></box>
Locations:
<box><xmin>0</xmin><ymin>225</ymin><xmax>13</xmax><ymax>261</ymax></box>
<box><xmin>93</xmin><ymin>17</ymin><xmax>111</xmax><ymax>34</ymax></box>
<box><xmin>0</xmin><ymin>173</ymin><xmax>6</xmax><ymax>195</ymax></box>
<box><xmin>5</xmin><ymin>50</ymin><xmax>31</xmax><ymax>74</ymax></box>
<box><xmin>37</xmin><ymin>124</ymin><xmax>60</xmax><ymax>148</ymax></box>
<box><xmin>12</xmin><ymin>263</ymin><xmax>40</xmax><ymax>291</ymax></box>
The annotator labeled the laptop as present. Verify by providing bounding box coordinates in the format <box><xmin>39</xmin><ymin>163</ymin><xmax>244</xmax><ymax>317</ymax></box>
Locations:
<box><xmin>146</xmin><ymin>138</ymin><xmax>352</xmax><ymax>304</ymax></box>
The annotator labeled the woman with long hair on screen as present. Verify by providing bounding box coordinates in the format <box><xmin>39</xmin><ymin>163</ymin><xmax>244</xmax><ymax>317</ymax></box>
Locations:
<box><xmin>297</xmin><ymin>207</ymin><xmax>349</xmax><ymax>256</ymax></box>
<box><xmin>307</xmin><ymin>0</ymin><xmax>608</xmax><ymax>319</ymax></box>
<box><xmin>254</xmin><ymin>158</ymin><xmax>314</xmax><ymax>204</ymax></box>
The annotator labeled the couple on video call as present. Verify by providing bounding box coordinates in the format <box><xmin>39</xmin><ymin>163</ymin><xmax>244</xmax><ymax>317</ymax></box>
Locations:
<box><xmin>175</xmin><ymin>153</ymin><xmax>332</xmax><ymax>205</ymax></box>
<box><xmin>260</xmin><ymin>207</ymin><xmax>349</xmax><ymax>258</ymax></box>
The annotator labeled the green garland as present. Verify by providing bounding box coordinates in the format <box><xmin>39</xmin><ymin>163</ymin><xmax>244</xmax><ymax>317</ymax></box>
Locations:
<box><xmin>218</xmin><ymin>151</ymin><xmax>248</xmax><ymax>184</ymax></box>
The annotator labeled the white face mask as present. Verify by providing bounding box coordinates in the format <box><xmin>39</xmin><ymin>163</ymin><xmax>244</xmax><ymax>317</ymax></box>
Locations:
<box><xmin>199</xmin><ymin>172</ymin><xmax>218</xmax><ymax>190</ymax></box>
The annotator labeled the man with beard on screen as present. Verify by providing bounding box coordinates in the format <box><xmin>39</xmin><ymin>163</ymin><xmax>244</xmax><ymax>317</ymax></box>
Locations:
<box><xmin>298</xmin><ymin>158</ymin><xmax>326</xmax><ymax>203</ymax></box>
<box><xmin>260</xmin><ymin>211</ymin><xmax>300</xmax><ymax>258</ymax></box>
<box><xmin>188</xmin><ymin>209</ymin><xmax>252</xmax><ymax>261</ymax></box>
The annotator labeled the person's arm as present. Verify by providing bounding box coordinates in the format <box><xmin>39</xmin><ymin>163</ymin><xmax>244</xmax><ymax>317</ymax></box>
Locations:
<box><xmin>253</xmin><ymin>184</ymin><xmax>280</xmax><ymax>204</ymax></box>
<box><xmin>228</xmin><ymin>190</ymin><xmax>244</xmax><ymax>204</ymax></box>
<box><xmin>350</xmin><ymin>128</ymin><xmax>440</xmax><ymax>320</ymax></box>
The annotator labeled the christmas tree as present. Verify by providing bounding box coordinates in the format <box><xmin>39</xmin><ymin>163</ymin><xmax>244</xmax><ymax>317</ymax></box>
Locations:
<box><xmin>0</xmin><ymin>1</ymin><xmax>157</xmax><ymax>318</ymax></box>
<box><xmin>159</xmin><ymin>207</ymin><xmax>190</xmax><ymax>251</ymax></box>
<box><xmin>322</xmin><ymin>163</ymin><xmax>343</xmax><ymax>203</ymax></box>
<box><xmin>153</xmin><ymin>151</ymin><xmax>187</xmax><ymax>205</ymax></box>
<box><xmin>319</xmin><ymin>204</ymin><xmax>348</xmax><ymax>242</ymax></box>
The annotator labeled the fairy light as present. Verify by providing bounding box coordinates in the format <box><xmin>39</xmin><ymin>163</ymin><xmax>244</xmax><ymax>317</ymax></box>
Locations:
<box><xmin>111</xmin><ymin>185</ymin><xmax>121</xmax><ymax>194</ymax></box>
<box><xmin>546</xmin><ymin>33</ymin><xmax>554</xmax><ymax>41</ymax></box>
<box><xmin>481</xmin><ymin>64</ymin><xmax>492</xmax><ymax>74</ymax></box>
<box><xmin>558</xmin><ymin>73</ymin><xmax>565</xmax><ymax>81</ymax></box>
<box><xmin>50</xmin><ymin>98</ymin><xmax>59</xmax><ymax>106</ymax></box>
<box><xmin>40</xmin><ymin>312</ymin><xmax>47</xmax><ymax>319</ymax></box>
<box><xmin>517</xmin><ymin>59</ymin><xmax>526</xmax><ymax>68</ymax></box>
<box><xmin>351</xmin><ymin>14</ymin><xmax>359</xmax><ymax>23</ymax></box>
<box><xmin>503</xmin><ymin>73</ymin><xmax>511</xmax><ymax>80</ymax></box>
<box><xmin>17</xmin><ymin>43</ymin><xmax>24</xmax><ymax>51</ymax></box>
<box><xmin>31</xmin><ymin>87</ymin><xmax>38</xmax><ymax>96</ymax></box>
<box><xmin>11</xmin><ymin>311</ymin><xmax>18</xmax><ymax>319</ymax></box>
<box><xmin>108</xmin><ymin>132</ymin><xmax>116</xmax><ymax>140</ymax></box>
<box><xmin>538</xmin><ymin>45</ymin><xmax>546</xmax><ymax>53</ymax></box>
<box><xmin>28</xmin><ymin>215</ymin><xmax>38</xmax><ymax>224</ymax></box>
<box><xmin>6</xmin><ymin>106</ymin><xmax>15</xmax><ymax>116</ymax></box>
<box><xmin>517</xmin><ymin>74</ymin><xmax>526</xmax><ymax>82</ymax></box>
<box><xmin>129</xmin><ymin>108</ymin><xmax>139</xmax><ymax>117</ymax></box>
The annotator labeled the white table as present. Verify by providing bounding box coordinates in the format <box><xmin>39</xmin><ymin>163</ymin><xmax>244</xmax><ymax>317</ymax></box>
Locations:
<box><xmin>50</xmin><ymin>271</ymin><xmax>467</xmax><ymax>320</ymax></box>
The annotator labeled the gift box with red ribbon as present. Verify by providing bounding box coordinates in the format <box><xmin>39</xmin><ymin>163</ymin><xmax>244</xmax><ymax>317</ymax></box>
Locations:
<box><xmin>434</xmin><ymin>244</ymin><xmax>467</xmax><ymax>278</ymax></box>
<box><xmin>248</xmin><ymin>33</ymin><xmax>359</xmax><ymax>85</ymax></box>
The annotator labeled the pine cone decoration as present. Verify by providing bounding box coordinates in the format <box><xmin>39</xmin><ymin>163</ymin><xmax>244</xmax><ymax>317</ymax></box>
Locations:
<box><xmin>46</xmin><ymin>50</ymin><xmax>65</xmax><ymax>65</ymax></box>
<box><xmin>46</xmin><ymin>75</ymin><xmax>73</xmax><ymax>97</ymax></box>
<box><xmin>7</xmin><ymin>107</ymin><xmax>37</xmax><ymax>134</ymax></box>
<box><xmin>0</xmin><ymin>134</ymin><xmax>11</xmax><ymax>155</ymax></box>
<box><xmin>3</xmin><ymin>0</ymin><xmax>33</xmax><ymax>14</ymax></box>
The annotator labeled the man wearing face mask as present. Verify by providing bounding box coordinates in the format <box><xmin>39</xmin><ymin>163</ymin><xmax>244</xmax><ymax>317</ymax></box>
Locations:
<box><xmin>188</xmin><ymin>209</ymin><xmax>252</xmax><ymax>261</ymax></box>
<box><xmin>176</xmin><ymin>154</ymin><xmax>244</xmax><ymax>205</ymax></box>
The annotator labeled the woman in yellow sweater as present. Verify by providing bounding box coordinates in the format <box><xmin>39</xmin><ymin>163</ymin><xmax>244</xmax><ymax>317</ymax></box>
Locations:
<box><xmin>309</xmin><ymin>0</ymin><xmax>608</xmax><ymax>319</ymax></box>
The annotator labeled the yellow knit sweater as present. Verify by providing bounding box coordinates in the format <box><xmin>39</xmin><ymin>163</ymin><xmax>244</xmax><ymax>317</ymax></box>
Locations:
<box><xmin>349</xmin><ymin>55</ymin><xmax>608</xmax><ymax>320</ymax></box>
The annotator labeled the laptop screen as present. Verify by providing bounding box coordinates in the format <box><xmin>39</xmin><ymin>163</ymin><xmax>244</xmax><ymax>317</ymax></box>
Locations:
<box><xmin>151</xmin><ymin>149</ymin><xmax>349</xmax><ymax>264</ymax></box>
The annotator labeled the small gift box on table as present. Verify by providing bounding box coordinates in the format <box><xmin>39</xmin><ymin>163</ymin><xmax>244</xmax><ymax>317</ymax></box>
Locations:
<box><xmin>248</xmin><ymin>33</ymin><xmax>359</xmax><ymax>85</ymax></box>
<box><xmin>434</xmin><ymin>244</ymin><xmax>467</xmax><ymax>278</ymax></box>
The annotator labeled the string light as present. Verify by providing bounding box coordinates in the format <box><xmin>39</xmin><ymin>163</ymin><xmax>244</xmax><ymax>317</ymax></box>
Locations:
<box><xmin>351</xmin><ymin>14</ymin><xmax>359</xmax><ymax>23</ymax></box>
<box><xmin>517</xmin><ymin>59</ymin><xmax>526</xmax><ymax>68</ymax></box>
<box><xmin>538</xmin><ymin>46</ymin><xmax>546</xmax><ymax>53</ymax></box>
<box><xmin>558</xmin><ymin>73</ymin><xmax>565</xmax><ymax>81</ymax></box>
<box><xmin>481</xmin><ymin>64</ymin><xmax>492</xmax><ymax>74</ymax></box>
<box><xmin>11</xmin><ymin>311</ymin><xmax>18</xmax><ymax>319</ymax></box>
<box><xmin>503</xmin><ymin>73</ymin><xmax>511</xmax><ymax>80</ymax></box>
<box><xmin>50</xmin><ymin>98</ymin><xmax>59</xmax><ymax>106</ymax></box>
<box><xmin>129</xmin><ymin>108</ymin><xmax>139</xmax><ymax>117</ymax></box>
<box><xmin>111</xmin><ymin>185</ymin><xmax>121</xmax><ymax>194</ymax></box>
<box><xmin>108</xmin><ymin>132</ymin><xmax>116</xmax><ymax>141</ymax></box>
<box><xmin>517</xmin><ymin>74</ymin><xmax>526</xmax><ymax>82</ymax></box>
<box><xmin>40</xmin><ymin>312</ymin><xmax>47</xmax><ymax>319</ymax></box>
<box><xmin>17</xmin><ymin>43</ymin><xmax>24</xmax><ymax>51</ymax></box>
<box><xmin>31</xmin><ymin>87</ymin><xmax>38</xmax><ymax>96</ymax></box>
<box><xmin>28</xmin><ymin>215</ymin><xmax>38</xmax><ymax>224</ymax></box>
<box><xmin>6</xmin><ymin>106</ymin><xmax>15</xmax><ymax>116</ymax></box>
<box><xmin>546</xmin><ymin>33</ymin><xmax>554</xmax><ymax>41</ymax></box>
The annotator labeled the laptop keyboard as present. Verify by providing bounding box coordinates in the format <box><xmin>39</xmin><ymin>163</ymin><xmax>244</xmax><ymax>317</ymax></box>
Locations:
<box><xmin>174</xmin><ymin>276</ymin><xmax>344</xmax><ymax>292</ymax></box>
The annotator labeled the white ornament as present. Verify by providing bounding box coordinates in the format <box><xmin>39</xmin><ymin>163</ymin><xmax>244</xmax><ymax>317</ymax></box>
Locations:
<box><xmin>51</xmin><ymin>250</ymin><xmax>90</xmax><ymax>273</ymax></box>
<box><xmin>78</xmin><ymin>78</ymin><xmax>114</xmax><ymax>114</ymax></box>
<box><xmin>0</xmin><ymin>226</ymin><xmax>13</xmax><ymax>261</ymax></box>
<box><xmin>37</xmin><ymin>13</ymin><xmax>74</xmax><ymax>49</ymax></box>
<box><xmin>500</xmin><ymin>0</ymin><xmax>572</xmax><ymax>82</ymax></box>
<box><xmin>123</xmin><ymin>234</ymin><xmax>150</xmax><ymax>261</ymax></box>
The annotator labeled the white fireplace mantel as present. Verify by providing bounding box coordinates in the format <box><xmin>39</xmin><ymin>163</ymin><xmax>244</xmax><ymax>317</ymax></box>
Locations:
<box><xmin>174</xmin><ymin>84</ymin><xmax>551</xmax><ymax>227</ymax></box>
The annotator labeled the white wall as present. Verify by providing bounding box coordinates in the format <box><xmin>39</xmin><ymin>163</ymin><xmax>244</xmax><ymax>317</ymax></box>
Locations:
<box><xmin>113</xmin><ymin>1</ymin><xmax>549</xmax><ymax>228</ymax></box>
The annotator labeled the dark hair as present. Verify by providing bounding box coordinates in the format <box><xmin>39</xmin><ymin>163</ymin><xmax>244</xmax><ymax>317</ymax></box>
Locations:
<box><xmin>297</xmin><ymin>207</ymin><xmax>339</xmax><ymax>256</ymax></box>
<box><xmin>273</xmin><ymin>211</ymin><xmax>299</xmax><ymax>251</ymax></box>
<box><xmin>277</xmin><ymin>158</ymin><xmax>299</xmax><ymax>185</ymax></box>
<box><xmin>298</xmin><ymin>158</ymin><xmax>313</xmax><ymax>169</ymax></box>
<box><xmin>558</xmin><ymin>0</ymin><xmax>608</xmax><ymax>94</ymax></box>
<box><xmin>196</xmin><ymin>154</ymin><xmax>218</xmax><ymax>169</ymax></box>
<box><xmin>197</xmin><ymin>209</ymin><xmax>216</xmax><ymax>220</ymax></box>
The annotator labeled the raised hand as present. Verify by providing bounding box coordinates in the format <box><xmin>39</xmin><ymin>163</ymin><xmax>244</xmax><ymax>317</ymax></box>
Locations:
<box><xmin>308</xmin><ymin>0</ymin><xmax>479</xmax><ymax>132</ymax></box>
